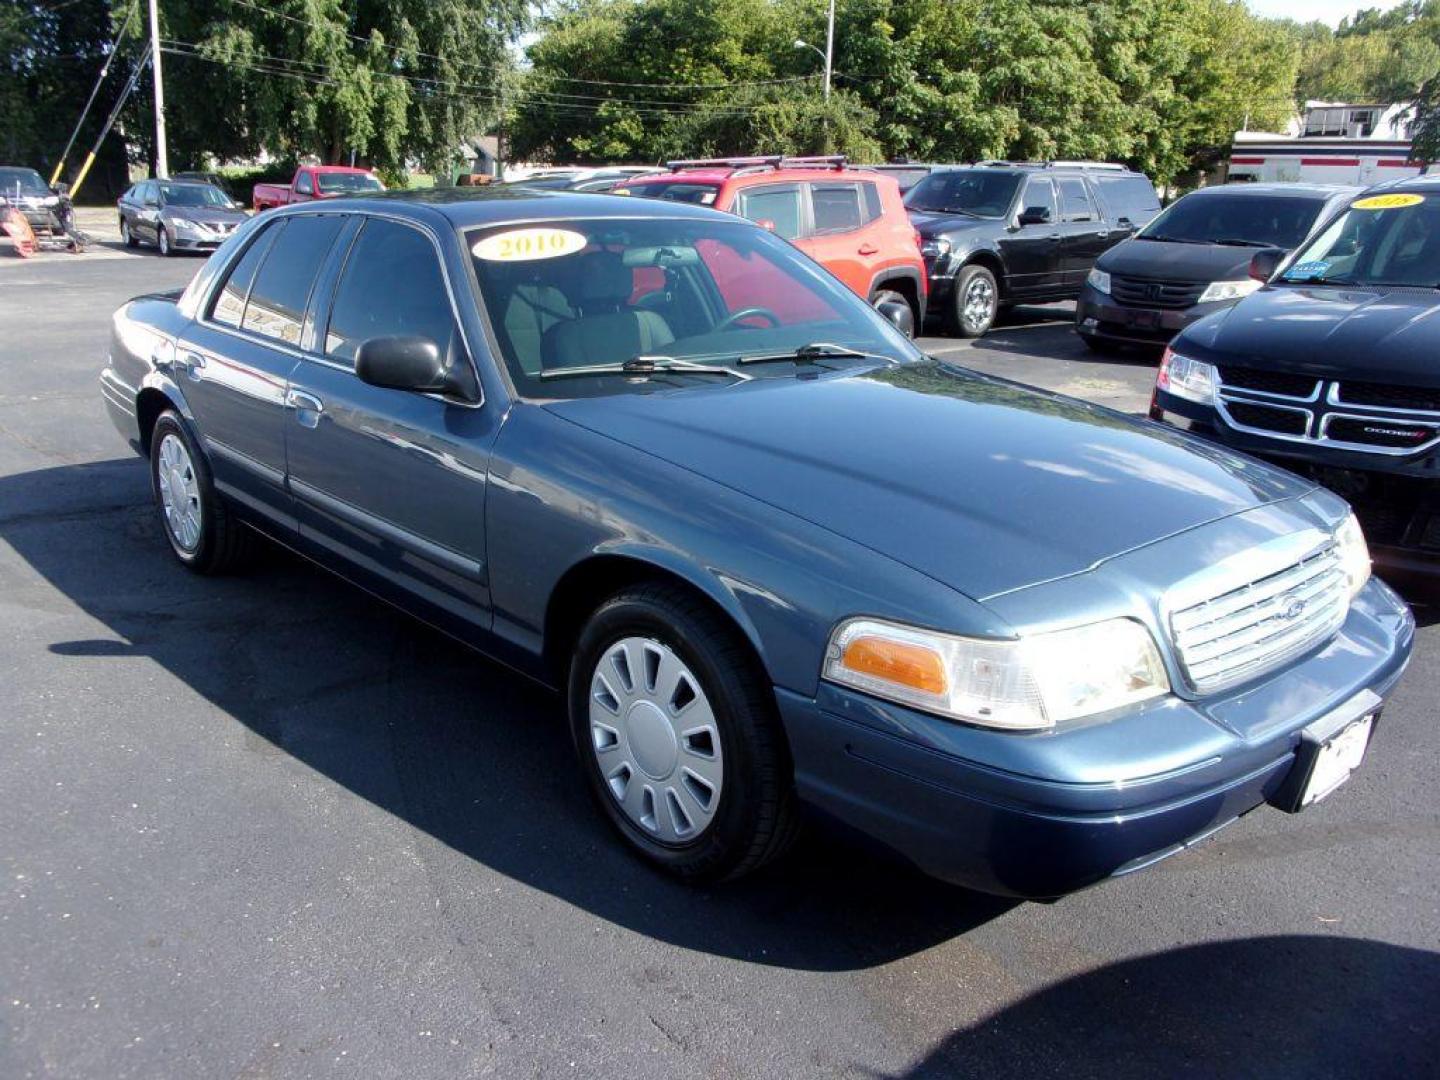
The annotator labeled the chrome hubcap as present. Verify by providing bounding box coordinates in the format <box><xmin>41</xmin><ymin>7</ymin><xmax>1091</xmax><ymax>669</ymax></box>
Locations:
<box><xmin>156</xmin><ymin>433</ymin><xmax>202</xmax><ymax>551</ymax></box>
<box><xmin>589</xmin><ymin>637</ymin><xmax>723</xmax><ymax>843</ymax></box>
<box><xmin>962</xmin><ymin>277</ymin><xmax>995</xmax><ymax>331</ymax></box>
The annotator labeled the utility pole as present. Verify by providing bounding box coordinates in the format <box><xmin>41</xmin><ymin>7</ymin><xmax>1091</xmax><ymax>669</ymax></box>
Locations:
<box><xmin>148</xmin><ymin>0</ymin><xmax>168</xmax><ymax>178</ymax></box>
<box><xmin>823</xmin><ymin>0</ymin><xmax>835</xmax><ymax>103</ymax></box>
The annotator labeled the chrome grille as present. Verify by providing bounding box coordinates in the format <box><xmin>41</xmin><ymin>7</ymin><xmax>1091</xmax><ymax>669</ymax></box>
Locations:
<box><xmin>1168</xmin><ymin>542</ymin><xmax>1348</xmax><ymax>694</ymax></box>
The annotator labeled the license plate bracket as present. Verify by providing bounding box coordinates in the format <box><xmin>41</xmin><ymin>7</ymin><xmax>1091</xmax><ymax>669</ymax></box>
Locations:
<box><xmin>1269</xmin><ymin>690</ymin><xmax>1381</xmax><ymax>813</ymax></box>
<box><xmin>1129</xmin><ymin>308</ymin><xmax>1160</xmax><ymax>329</ymax></box>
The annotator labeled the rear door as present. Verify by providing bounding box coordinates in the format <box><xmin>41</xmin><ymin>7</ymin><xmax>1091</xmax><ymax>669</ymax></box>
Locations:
<box><xmin>803</xmin><ymin>179</ymin><xmax>871</xmax><ymax>296</ymax></box>
<box><xmin>999</xmin><ymin>177</ymin><xmax>1061</xmax><ymax>297</ymax></box>
<box><xmin>732</xmin><ymin>183</ymin><xmax>806</xmax><ymax>244</ymax></box>
<box><xmin>177</xmin><ymin>213</ymin><xmax>348</xmax><ymax>527</ymax></box>
<box><xmin>284</xmin><ymin>214</ymin><xmax>499</xmax><ymax>624</ymax></box>
<box><xmin>1055</xmin><ymin>176</ymin><xmax>1110</xmax><ymax>288</ymax></box>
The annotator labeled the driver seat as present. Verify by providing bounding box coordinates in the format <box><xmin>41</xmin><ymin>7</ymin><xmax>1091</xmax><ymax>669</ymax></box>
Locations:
<box><xmin>541</xmin><ymin>251</ymin><xmax>675</xmax><ymax>368</ymax></box>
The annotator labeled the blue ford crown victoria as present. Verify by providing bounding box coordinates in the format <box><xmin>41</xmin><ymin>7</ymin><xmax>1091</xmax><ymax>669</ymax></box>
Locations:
<box><xmin>100</xmin><ymin>189</ymin><xmax>1413</xmax><ymax>898</ymax></box>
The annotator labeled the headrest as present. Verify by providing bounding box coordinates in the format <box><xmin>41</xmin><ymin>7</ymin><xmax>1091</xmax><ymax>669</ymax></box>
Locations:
<box><xmin>576</xmin><ymin>250</ymin><xmax>631</xmax><ymax>306</ymax></box>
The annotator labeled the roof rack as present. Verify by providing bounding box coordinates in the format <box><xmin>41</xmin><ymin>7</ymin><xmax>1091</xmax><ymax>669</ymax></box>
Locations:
<box><xmin>974</xmin><ymin>159</ymin><xmax>1127</xmax><ymax>171</ymax></box>
<box><xmin>664</xmin><ymin>154</ymin><xmax>850</xmax><ymax>176</ymax></box>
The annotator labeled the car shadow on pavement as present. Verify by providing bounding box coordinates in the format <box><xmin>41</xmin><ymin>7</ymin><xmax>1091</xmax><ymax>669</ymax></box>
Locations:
<box><xmin>4</xmin><ymin>457</ymin><xmax>1015</xmax><ymax>973</ymax></box>
<box><xmin>892</xmin><ymin>935</ymin><xmax>1439</xmax><ymax>1079</ymax></box>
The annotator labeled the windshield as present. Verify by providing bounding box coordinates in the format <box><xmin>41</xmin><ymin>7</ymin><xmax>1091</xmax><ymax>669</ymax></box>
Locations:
<box><xmin>315</xmin><ymin>172</ymin><xmax>385</xmax><ymax>194</ymax></box>
<box><xmin>616</xmin><ymin>181</ymin><xmax>719</xmax><ymax>205</ymax></box>
<box><xmin>904</xmin><ymin>170</ymin><xmax>1021</xmax><ymax>217</ymax></box>
<box><xmin>1278</xmin><ymin>192</ymin><xmax>1440</xmax><ymax>288</ymax></box>
<box><xmin>467</xmin><ymin>217</ymin><xmax>919</xmax><ymax>398</ymax></box>
<box><xmin>159</xmin><ymin>183</ymin><xmax>234</xmax><ymax>208</ymax></box>
<box><xmin>1140</xmin><ymin>193</ymin><xmax>1326</xmax><ymax>248</ymax></box>
<box><xmin>0</xmin><ymin>168</ymin><xmax>49</xmax><ymax>196</ymax></box>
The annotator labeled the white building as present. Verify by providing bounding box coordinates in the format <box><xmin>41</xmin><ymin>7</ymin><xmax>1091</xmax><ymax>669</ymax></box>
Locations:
<box><xmin>1226</xmin><ymin>101</ymin><xmax>1428</xmax><ymax>186</ymax></box>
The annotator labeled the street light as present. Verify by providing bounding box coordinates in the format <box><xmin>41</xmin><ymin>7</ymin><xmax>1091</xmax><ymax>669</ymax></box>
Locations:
<box><xmin>792</xmin><ymin>0</ymin><xmax>836</xmax><ymax>102</ymax></box>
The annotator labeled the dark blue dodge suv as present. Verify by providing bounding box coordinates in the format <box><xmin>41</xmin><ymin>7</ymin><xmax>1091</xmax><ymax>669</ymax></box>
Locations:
<box><xmin>101</xmin><ymin>189</ymin><xmax>1411</xmax><ymax>898</ymax></box>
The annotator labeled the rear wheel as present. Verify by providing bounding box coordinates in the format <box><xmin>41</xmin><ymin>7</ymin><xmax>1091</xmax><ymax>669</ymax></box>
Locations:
<box><xmin>951</xmin><ymin>265</ymin><xmax>999</xmax><ymax>337</ymax></box>
<box><xmin>148</xmin><ymin>411</ymin><xmax>255</xmax><ymax>574</ymax></box>
<box><xmin>568</xmin><ymin>583</ymin><xmax>799</xmax><ymax>882</ymax></box>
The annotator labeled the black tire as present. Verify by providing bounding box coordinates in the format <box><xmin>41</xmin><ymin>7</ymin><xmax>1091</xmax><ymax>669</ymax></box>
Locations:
<box><xmin>872</xmin><ymin>288</ymin><xmax>916</xmax><ymax>338</ymax></box>
<box><xmin>568</xmin><ymin>583</ymin><xmax>800</xmax><ymax>883</ymax></box>
<box><xmin>148</xmin><ymin>410</ymin><xmax>255</xmax><ymax>574</ymax></box>
<box><xmin>949</xmin><ymin>264</ymin><xmax>999</xmax><ymax>338</ymax></box>
<box><xmin>157</xmin><ymin>226</ymin><xmax>173</xmax><ymax>256</ymax></box>
<box><xmin>120</xmin><ymin>217</ymin><xmax>137</xmax><ymax>248</ymax></box>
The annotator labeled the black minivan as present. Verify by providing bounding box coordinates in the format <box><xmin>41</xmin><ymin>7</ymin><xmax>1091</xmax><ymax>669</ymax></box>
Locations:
<box><xmin>1151</xmin><ymin>177</ymin><xmax>1440</xmax><ymax>584</ymax></box>
<box><xmin>1076</xmin><ymin>182</ymin><xmax>1358</xmax><ymax>351</ymax></box>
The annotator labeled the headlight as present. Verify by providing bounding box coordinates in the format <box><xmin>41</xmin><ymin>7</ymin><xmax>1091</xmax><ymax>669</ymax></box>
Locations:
<box><xmin>170</xmin><ymin>217</ymin><xmax>196</xmax><ymax>229</ymax></box>
<box><xmin>1086</xmin><ymin>267</ymin><xmax>1111</xmax><ymax>294</ymax></box>
<box><xmin>920</xmin><ymin>236</ymin><xmax>951</xmax><ymax>258</ymax></box>
<box><xmin>1335</xmin><ymin>512</ymin><xmax>1371</xmax><ymax>598</ymax></box>
<box><xmin>1197</xmin><ymin>278</ymin><xmax>1262</xmax><ymax>304</ymax></box>
<box><xmin>823</xmin><ymin>616</ymin><xmax>1169</xmax><ymax>730</ymax></box>
<box><xmin>1157</xmin><ymin>346</ymin><xmax>1218</xmax><ymax>406</ymax></box>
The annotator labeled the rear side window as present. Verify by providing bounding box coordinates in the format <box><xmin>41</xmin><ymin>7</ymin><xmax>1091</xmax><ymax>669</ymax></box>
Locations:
<box><xmin>811</xmin><ymin>183</ymin><xmax>864</xmax><ymax>234</ymax></box>
<box><xmin>861</xmin><ymin>182</ymin><xmax>883</xmax><ymax>223</ymax></box>
<box><xmin>1057</xmin><ymin>178</ymin><xmax>1096</xmax><ymax>222</ymax></box>
<box><xmin>210</xmin><ymin>223</ymin><xmax>281</xmax><ymax>328</ymax></box>
<box><xmin>1092</xmin><ymin>175</ymin><xmax>1161</xmax><ymax>224</ymax></box>
<box><xmin>239</xmin><ymin>215</ymin><xmax>346</xmax><ymax>345</ymax></box>
<box><xmin>736</xmin><ymin>185</ymin><xmax>803</xmax><ymax>240</ymax></box>
<box><xmin>325</xmin><ymin>218</ymin><xmax>457</xmax><ymax>362</ymax></box>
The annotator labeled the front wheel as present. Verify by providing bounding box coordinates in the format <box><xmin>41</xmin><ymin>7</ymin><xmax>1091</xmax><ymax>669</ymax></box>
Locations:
<box><xmin>872</xmin><ymin>289</ymin><xmax>916</xmax><ymax>338</ymax></box>
<box><xmin>121</xmin><ymin>218</ymin><xmax>136</xmax><ymax>247</ymax></box>
<box><xmin>149</xmin><ymin>411</ymin><xmax>255</xmax><ymax>573</ymax></box>
<box><xmin>157</xmin><ymin>227</ymin><xmax>173</xmax><ymax>256</ymax></box>
<box><xmin>951</xmin><ymin>265</ymin><xmax>999</xmax><ymax>337</ymax></box>
<box><xmin>568</xmin><ymin>583</ymin><xmax>799</xmax><ymax>882</ymax></box>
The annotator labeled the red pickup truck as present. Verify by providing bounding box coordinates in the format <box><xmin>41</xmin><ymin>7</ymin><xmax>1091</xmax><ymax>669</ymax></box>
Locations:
<box><xmin>252</xmin><ymin>165</ymin><xmax>385</xmax><ymax>211</ymax></box>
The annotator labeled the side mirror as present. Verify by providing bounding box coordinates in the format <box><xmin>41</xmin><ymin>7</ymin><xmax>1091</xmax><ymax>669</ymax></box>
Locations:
<box><xmin>52</xmin><ymin>181</ymin><xmax>69</xmax><ymax>196</ymax></box>
<box><xmin>1249</xmin><ymin>248</ymin><xmax>1286</xmax><ymax>282</ymax></box>
<box><xmin>1017</xmin><ymin>206</ymin><xmax>1051</xmax><ymax>226</ymax></box>
<box><xmin>355</xmin><ymin>335</ymin><xmax>455</xmax><ymax>394</ymax></box>
<box><xmin>875</xmin><ymin>298</ymin><xmax>915</xmax><ymax>338</ymax></box>
<box><xmin>756</xmin><ymin>218</ymin><xmax>778</xmax><ymax>233</ymax></box>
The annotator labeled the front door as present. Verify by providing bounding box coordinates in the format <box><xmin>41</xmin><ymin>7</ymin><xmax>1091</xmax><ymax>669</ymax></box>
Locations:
<box><xmin>998</xmin><ymin>177</ymin><xmax>1061</xmax><ymax>297</ymax></box>
<box><xmin>178</xmin><ymin>213</ymin><xmax>347</xmax><ymax>527</ymax></box>
<box><xmin>284</xmin><ymin>215</ymin><xmax>499</xmax><ymax>625</ymax></box>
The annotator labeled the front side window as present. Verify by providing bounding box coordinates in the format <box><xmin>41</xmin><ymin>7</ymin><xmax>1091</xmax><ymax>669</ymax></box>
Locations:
<box><xmin>239</xmin><ymin>215</ymin><xmax>346</xmax><ymax>344</ymax></box>
<box><xmin>1057</xmin><ymin>178</ymin><xmax>1095</xmax><ymax>222</ymax></box>
<box><xmin>904</xmin><ymin>170</ymin><xmax>1021</xmax><ymax>218</ymax></box>
<box><xmin>315</xmin><ymin>172</ymin><xmax>384</xmax><ymax>195</ymax></box>
<box><xmin>1279</xmin><ymin>192</ymin><xmax>1440</xmax><ymax>289</ymax></box>
<box><xmin>467</xmin><ymin>217</ymin><xmax>920</xmax><ymax>399</ymax></box>
<box><xmin>325</xmin><ymin>218</ymin><xmax>457</xmax><ymax>361</ymax></box>
<box><xmin>1021</xmin><ymin>179</ymin><xmax>1057</xmax><ymax>222</ymax></box>
<box><xmin>811</xmin><ymin>183</ymin><xmax>864</xmax><ymax>234</ymax></box>
<box><xmin>1141</xmin><ymin>194</ymin><xmax>1327</xmax><ymax>249</ymax></box>
<box><xmin>736</xmin><ymin>185</ymin><xmax>803</xmax><ymax>239</ymax></box>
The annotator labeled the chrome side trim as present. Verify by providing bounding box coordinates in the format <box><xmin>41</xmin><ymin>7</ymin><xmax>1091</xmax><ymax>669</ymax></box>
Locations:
<box><xmin>204</xmin><ymin>436</ymin><xmax>286</xmax><ymax>486</ymax></box>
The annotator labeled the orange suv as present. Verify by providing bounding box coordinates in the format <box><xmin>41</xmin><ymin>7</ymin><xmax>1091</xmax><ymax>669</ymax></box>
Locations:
<box><xmin>616</xmin><ymin>156</ymin><xmax>926</xmax><ymax>328</ymax></box>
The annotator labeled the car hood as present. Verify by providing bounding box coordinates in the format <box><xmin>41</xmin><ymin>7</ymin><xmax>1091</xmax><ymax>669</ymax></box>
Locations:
<box><xmin>163</xmin><ymin>205</ymin><xmax>247</xmax><ymax>224</ymax></box>
<box><xmin>906</xmin><ymin>211</ymin><xmax>1003</xmax><ymax>239</ymax></box>
<box><xmin>544</xmin><ymin>362</ymin><xmax>1311</xmax><ymax>600</ymax></box>
<box><xmin>1097</xmin><ymin>238</ymin><xmax>1257</xmax><ymax>283</ymax></box>
<box><xmin>1181</xmin><ymin>285</ymin><xmax>1440</xmax><ymax>385</ymax></box>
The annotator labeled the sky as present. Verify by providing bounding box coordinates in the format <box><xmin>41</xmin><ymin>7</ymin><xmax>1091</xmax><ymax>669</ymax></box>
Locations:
<box><xmin>1246</xmin><ymin>0</ymin><xmax>1405</xmax><ymax>25</ymax></box>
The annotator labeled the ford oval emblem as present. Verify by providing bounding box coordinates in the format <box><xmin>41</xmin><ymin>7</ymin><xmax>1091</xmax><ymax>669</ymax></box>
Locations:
<box><xmin>1281</xmin><ymin>598</ymin><xmax>1307</xmax><ymax>621</ymax></box>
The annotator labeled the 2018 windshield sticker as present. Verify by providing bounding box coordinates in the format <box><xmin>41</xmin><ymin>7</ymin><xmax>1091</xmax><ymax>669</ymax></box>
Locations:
<box><xmin>1284</xmin><ymin>260</ymin><xmax>1330</xmax><ymax>279</ymax></box>
<box><xmin>1352</xmin><ymin>193</ymin><xmax>1424</xmax><ymax>210</ymax></box>
<box><xmin>472</xmin><ymin>228</ymin><xmax>587</xmax><ymax>262</ymax></box>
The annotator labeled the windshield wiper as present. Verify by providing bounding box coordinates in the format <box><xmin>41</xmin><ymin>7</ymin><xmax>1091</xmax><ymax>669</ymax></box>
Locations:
<box><xmin>538</xmin><ymin>355</ymin><xmax>752</xmax><ymax>382</ymax></box>
<box><xmin>940</xmin><ymin>206</ymin><xmax>986</xmax><ymax>218</ymax></box>
<box><xmin>1212</xmin><ymin>237</ymin><xmax>1273</xmax><ymax>248</ymax></box>
<box><xmin>1139</xmin><ymin>234</ymin><xmax>1202</xmax><ymax>244</ymax></box>
<box><xmin>736</xmin><ymin>342</ymin><xmax>898</xmax><ymax>367</ymax></box>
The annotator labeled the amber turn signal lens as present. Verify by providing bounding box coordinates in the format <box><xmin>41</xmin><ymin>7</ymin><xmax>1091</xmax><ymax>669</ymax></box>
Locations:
<box><xmin>841</xmin><ymin>635</ymin><xmax>948</xmax><ymax>695</ymax></box>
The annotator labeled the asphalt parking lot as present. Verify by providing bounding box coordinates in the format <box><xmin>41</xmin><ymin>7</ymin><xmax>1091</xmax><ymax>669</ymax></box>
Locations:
<box><xmin>2</xmin><ymin>223</ymin><xmax>1438</xmax><ymax>1080</ymax></box>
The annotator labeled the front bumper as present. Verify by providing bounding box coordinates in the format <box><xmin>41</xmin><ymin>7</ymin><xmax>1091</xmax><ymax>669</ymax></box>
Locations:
<box><xmin>777</xmin><ymin>576</ymin><xmax>1412</xmax><ymax>898</ymax></box>
<box><xmin>1075</xmin><ymin>284</ymin><xmax>1232</xmax><ymax>347</ymax></box>
<box><xmin>170</xmin><ymin>223</ymin><xmax>240</xmax><ymax>251</ymax></box>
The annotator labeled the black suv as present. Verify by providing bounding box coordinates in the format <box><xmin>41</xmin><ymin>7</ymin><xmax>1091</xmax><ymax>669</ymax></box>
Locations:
<box><xmin>906</xmin><ymin>162</ymin><xmax>1161</xmax><ymax>337</ymax></box>
<box><xmin>1152</xmin><ymin>177</ymin><xmax>1440</xmax><ymax>584</ymax></box>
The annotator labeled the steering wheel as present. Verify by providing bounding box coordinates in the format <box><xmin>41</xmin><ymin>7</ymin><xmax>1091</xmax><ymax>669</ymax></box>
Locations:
<box><xmin>715</xmin><ymin>307</ymin><xmax>781</xmax><ymax>332</ymax></box>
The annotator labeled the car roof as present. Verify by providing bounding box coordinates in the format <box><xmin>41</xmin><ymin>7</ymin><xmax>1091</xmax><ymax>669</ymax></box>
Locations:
<box><xmin>1366</xmin><ymin>172</ymin><xmax>1440</xmax><ymax>194</ymax></box>
<box><xmin>279</xmin><ymin>186</ymin><xmax>742</xmax><ymax>228</ymax></box>
<box><xmin>1188</xmin><ymin>182</ymin><xmax>1362</xmax><ymax>198</ymax></box>
<box><xmin>924</xmin><ymin>163</ymin><xmax>1146</xmax><ymax>178</ymax></box>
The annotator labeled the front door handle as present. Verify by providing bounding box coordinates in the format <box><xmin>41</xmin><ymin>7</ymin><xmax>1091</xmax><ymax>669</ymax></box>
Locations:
<box><xmin>1047</xmin><ymin>233</ymin><xmax>1062</xmax><ymax>242</ymax></box>
<box><xmin>286</xmin><ymin>389</ymin><xmax>324</xmax><ymax>427</ymax></box>
<box><xmin>177</xmin><ymin>350</ymin><xmax>206</xmax><ymax>381</ymax></box>
<box><xmin>857</xmin><ymin>243</ymin><xmax>878</xmax><ymax>255</ymax></box>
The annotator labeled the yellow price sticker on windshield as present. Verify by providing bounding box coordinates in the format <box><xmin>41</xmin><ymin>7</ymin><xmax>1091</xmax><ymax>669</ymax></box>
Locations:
<box><xmin>1351</xmin><ymin>193</ymin><xmax>1424</xmax><ymax>210</ymax></box>
<box><xmin>472</xmin><ymin>227</ymin><xmax>587</xmax><ymax>262</ymax></box>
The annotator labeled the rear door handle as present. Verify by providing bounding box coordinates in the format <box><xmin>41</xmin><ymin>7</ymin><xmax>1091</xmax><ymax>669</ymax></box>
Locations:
<box><xmin>857</xmin><ymin>243</ymin><xmax>878</xmax><ymax>255</ymax></box>
<box><xmin>286</xmin><ymin>389</ymin><xmax>324</xmax><ymax>427</ymax></box>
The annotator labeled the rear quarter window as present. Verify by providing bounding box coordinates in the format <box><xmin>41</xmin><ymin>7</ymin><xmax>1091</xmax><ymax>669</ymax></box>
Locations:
<box><xmin>1093</xmin><ymin>175</ymin><xmax>1162</xmax><ymax>224</ymax></box>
